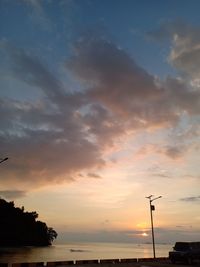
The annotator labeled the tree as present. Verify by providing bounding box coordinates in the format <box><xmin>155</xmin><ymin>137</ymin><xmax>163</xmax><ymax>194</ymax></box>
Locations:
<box><xmin>0</xmin><ymin>198</ymin><xmax>57</xmax><ymax>247</ymax></box>
<box><xmin>47</xmin><ymin>227</ymin><xmax>58</xmax><ymax>243</ymax></box>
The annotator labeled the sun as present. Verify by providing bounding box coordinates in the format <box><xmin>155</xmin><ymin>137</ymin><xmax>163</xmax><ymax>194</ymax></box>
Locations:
<box><xmin>141</xmin><ymin>232</ymin><xmax>148</xmax><ymax>237</ymax></box>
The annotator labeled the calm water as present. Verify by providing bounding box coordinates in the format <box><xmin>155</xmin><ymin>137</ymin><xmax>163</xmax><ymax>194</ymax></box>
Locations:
<box><xmin>0</xmin><ymin>242</ymin><xmax>172</xmax><ymax>264</ymax></box>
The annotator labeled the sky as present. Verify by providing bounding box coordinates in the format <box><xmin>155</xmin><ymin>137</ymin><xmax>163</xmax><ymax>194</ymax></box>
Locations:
<box><xmin>0</xmin><ymin>0</ymin><xmax>200</xmax><ymax>245</ymax></box>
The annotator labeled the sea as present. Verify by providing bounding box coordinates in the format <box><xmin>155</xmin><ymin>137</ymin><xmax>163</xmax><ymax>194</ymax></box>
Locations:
<box><xmin>0</xmin><ymin>242</ymin><xmax>172</xmax><ymax>264</ymax></box>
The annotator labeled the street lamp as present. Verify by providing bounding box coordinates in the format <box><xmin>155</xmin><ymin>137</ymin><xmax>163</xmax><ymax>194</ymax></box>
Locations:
<box><xmin>0</xmin><ymin>157</ymin><xmax>8</xmax><ymax>164</ymax></box>
<box><xmin>146</xmin><ymin>195</ymin><xmax>162</xmax><ymax>259</ymax></box>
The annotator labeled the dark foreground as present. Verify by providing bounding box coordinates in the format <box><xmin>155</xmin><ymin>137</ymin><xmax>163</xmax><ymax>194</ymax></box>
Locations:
<box><xmin>1</xmin><ymin>258</ymin><xmax>200</xmax><ymax>267</ymax></box>
<box><xmin>134</xmin><ymin>259</ymin><xmax>200</xmax><ymax>266</ymax></box>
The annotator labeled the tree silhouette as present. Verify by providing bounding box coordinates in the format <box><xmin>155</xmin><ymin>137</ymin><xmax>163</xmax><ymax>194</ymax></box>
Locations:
<box><xmin>0</xmin><ymin>198</ymin><xmax>57</xmax><ymax>247</ymax></box>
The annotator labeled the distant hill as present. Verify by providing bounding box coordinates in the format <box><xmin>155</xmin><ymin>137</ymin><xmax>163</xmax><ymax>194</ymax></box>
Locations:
<box><xmin>0</xmin><ymin>198</ymin><xmax>57</xmax><ymax>247</ymax></box>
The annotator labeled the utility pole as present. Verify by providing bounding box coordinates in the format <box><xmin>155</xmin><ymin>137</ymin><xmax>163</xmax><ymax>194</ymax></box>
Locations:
<box><xmin>146</xmin><ymin>195</ymin><xmax>162</xmax><ymax>259</ymax></box>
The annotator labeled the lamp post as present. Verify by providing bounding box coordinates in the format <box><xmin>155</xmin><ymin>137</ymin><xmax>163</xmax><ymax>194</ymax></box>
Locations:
<box><xmin>146</xmin><ymin>195</ymin><xmax>162</xmax><ymax>259</ymax></box>
<box><xmin>0</xmin><ymin>157</ymin><xmax>8</xmax><ymax>164</ymax></box>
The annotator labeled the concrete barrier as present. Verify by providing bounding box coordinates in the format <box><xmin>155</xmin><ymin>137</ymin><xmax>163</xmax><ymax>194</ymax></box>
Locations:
<box><xmin>120</xmin><ymin>258</ymin><xmax>137</xmax><ymax>263</ymax></box>
<box><xmin>75</xmin><ymin>260</ymin><xmax>99</xmax><ymax>265</ymax></box>
<box><xmin>28</xmin><ymin>263</ymin><xmax>44</xmax><ymax>267</ymax></box>
<box><xmin>46</xmin><ymin>262</ymin><xmax>73</xmax><ymax>266</ymax></box>
<box><xmin>62</xmin><ymin>261</ymin><xmax>74</xmax><ymax>265</ymax></box>
<box><xmin>12</xmin><ymin>263</ymin><xmax>44</xmax><ymax>267</ymax></box>
<box><xmin>11</xmin><ymin>264</ymin><xmax>22</xmax><ymax>267</ymax></box>
<box><xmin>99</xmin><ymin>259</ymin><xmax>119</xmax><ymax>264</ymax></box>
<box><xmin>137</xmin><ymin>258</ymin><xmax>154</xmax><ymax>262</ymax></box>
<box><xmin>8</xmin><ymin>257</ymin><xmax>170</xmax><ymax>266</ymax></box>
<box><xmin>155</xmin><ymin>257</ymin><xmax>168</xmax><ymax>261</ymax></box>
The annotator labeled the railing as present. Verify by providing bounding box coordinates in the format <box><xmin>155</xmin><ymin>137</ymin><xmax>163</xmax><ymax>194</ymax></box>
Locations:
<box><xmin>0</xmin><ymin>257</ymin><xmax>169</xmax><ymax>267</ymax></box>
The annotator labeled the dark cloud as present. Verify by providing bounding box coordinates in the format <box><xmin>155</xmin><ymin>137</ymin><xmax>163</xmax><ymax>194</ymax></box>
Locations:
<box><xmin>148</xmin><ymin>21</ymin><xmax>200</xmax><ymax>80</ymax></box>
<box><xmin>147</xmin><ymin>20</ymin><xmax>194</xmax><ymax>43</ymax></box>
<box><xmin>160</xmin><ymin>145</ymin><xmax>185</xmax><ymax>159</ymax></box>
<box><xmin>0</xmin><ymin>40</ymin><xmax>62</xmax><ymax>99</ymax></box>
<box><xmin>0</xmin><ymin>34</ymin><xmax>200</xmax><ymax>190</ymax></box>
<box><xmin>80</xmin><ymin>103</ymin><xmax>124</xmax><ymax>146</ymax></box>
<box><xmin>67</xmin><ymin>37</ymin><xmax>166</xmax><ymax>126</ymax></box>
<box><xmin>135</xmin><ymin>143</ymin><xmax>185</xmax><ymax>160</ymax></box>
<box><xmin>67</xmin><ymin>37</ymin><xmax>200</xmax><ymax>129</ymax></box>
<box><xmin>180</xmin><ymin>196</ymin><xmax>200</xmax><ymax>202</ymax></box>
<box><xmin>0</xmin><ymin>41</ymin><xmax>104</xmax><ymax>189</ymax></box>
<box><xmin>87</xmin><ymin>173</ymin><xmax>102</xmax><ymax>179</ymax></box>
<box><xmin>0</xmin><ymin>190</ymin><xmax>27</xmax><ymax>200</ymax></box>
<box><xmin>154</xmin><ymin>173</ymin><xmax>171</xmax><ymax>179</ymax></box>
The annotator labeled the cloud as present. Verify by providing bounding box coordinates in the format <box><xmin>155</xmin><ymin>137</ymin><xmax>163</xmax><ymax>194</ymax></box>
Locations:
<box><xmin>67</xmin><ymin>37</ymin><xmax>167</xmax><ymax>127</ymax></box>
<box><xmin>147</xmin><ymin>20</ymin><xmax>192</xmax><ymax>43</ymax></box>
<box><xmin>148</xmin><ymin>20</ymin><xmax>200</xmax><ymax>82</ymax></box>
<box><xmin>0</xmin><ymin>190</ymin><xmax>27</xmax><ymax>200</ymax></box>
<box><xmin>169</xmin><ymin>27</ymin><xmax>200</xmax><ymax>81</ymax></box>
<box><xmin>1</xmin><ymin>32</ymin><xmax>200</xmax><ymax>190</ymax></box>
<box><xmin>154</xmin><ymin>173</ymin><xmax>171</xmax><ymax>179</ymax></box>
<box><xmin>67</xmin><ymin>37</ymin><xmax>200</xmax><ymax>129</ymax></box>
<box><xmin>159</xmin><ymin>145</ymin><xmax>185</xmax><ymax>159</ymax></box>
<box><xmin>22</xmin><ymin>0</ymin><xmax>53</xmax><ymax>31</ymax></box>
<box><xmin>87</xmin><ymin>173</ymin><xmax>102</xmax><ymax>179</ymax></box>
<box><xmin>180</xmin><ymin>196</ymin><xmax>200</xmax><ymax>202</ymax></box>
<box><xmin>135</xmin><ymin>143</ymin><xmax>185</xmax><ymax>160</ymax></box>
<box><xmin>0</xmin><ymin>41</ymin><xmax>104</xmax><ymax>189</ymax></box>
<box><xmin>0</xmin><ymin>40</ymin><xmax>62</xmax><ymax>98</ymax></box>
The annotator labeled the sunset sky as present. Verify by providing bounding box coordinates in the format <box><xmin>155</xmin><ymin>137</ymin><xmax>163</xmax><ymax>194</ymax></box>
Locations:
<box><xmin>0</xmin><ymin>0</ymin><xmax>200</xmax><ymax>244</ymax></box>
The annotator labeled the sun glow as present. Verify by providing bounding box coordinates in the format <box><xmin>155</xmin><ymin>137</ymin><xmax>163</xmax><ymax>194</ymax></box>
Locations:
<box><xmin>136</xmin><ymin>222</ymin><xmax>148</xmax><ymax>228</ymax></box>
<box><xmin>141</xmin><ymin>232</ymin><xmax>148</xmax><ymax>237</ymax></box>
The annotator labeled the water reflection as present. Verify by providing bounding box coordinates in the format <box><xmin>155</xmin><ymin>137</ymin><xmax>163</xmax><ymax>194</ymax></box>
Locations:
<box><xmin>0</xmin><ymin>243</ymin><xmax>172</xmax><ymax>264</ymax></box>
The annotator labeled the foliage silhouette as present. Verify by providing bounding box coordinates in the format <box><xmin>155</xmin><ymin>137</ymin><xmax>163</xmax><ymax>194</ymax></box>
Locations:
<box><xmin>0</xmin><ymin>198</ymin><xmax>57</xmax><ymax>247</ymax></box>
